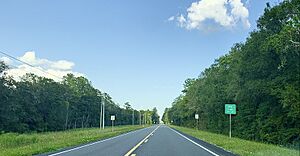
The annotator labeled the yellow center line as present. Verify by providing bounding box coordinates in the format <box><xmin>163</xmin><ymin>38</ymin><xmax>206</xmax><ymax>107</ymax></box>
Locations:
<box><xmin>124</xmin><ymin>125</ymin><xmax>160</xmax><ymax>156</ymax></box>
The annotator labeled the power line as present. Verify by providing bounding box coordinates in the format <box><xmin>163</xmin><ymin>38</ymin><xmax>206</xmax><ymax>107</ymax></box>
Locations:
<box><xmin>0</xmin><ymin>51</ymin><xmax>63</xmax><ymax>80</ymax></box>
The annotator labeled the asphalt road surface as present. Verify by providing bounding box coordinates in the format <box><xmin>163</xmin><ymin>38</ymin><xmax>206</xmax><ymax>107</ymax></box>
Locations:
<box><xmin>42</xmin><ymin>125</ymin><xmax>235</xmax><ymax>156</ymax></box>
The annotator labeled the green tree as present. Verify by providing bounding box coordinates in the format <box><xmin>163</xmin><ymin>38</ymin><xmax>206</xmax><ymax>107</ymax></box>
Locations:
<box><xmin>165</xmin><ymin>0</ymin><xmax>300</xmax><ymax>146</ymax></box>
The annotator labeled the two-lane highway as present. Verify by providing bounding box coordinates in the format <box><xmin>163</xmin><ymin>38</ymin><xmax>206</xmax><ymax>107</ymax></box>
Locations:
<box><xmin>43</xmin><ymin>125</ymin><xmax>235</xmax><ymax>156</ymax></box>
<box><xmin>133</xmin><ymin>125</ymin><xmax>218</xmax><ymax>156</ymax></box>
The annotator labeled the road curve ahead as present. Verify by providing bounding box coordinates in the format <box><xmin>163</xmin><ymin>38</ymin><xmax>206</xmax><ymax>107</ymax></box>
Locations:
<box><xmin>42</xmin><ymin>125</ymin><xmax>235</xmax><ymax>156</ymax></box>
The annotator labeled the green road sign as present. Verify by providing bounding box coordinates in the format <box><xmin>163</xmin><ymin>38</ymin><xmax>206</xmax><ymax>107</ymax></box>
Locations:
<box><xmin>225</xmin><ymin>104</ymin><xmax>236</xmax><ymax>115</ymax></box>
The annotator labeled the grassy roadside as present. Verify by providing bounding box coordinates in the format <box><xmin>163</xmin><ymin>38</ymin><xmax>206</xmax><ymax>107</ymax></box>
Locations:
<box><xmin>171</xmin><ymin>125</ymin><xmax>299</xmax><ymax>156</ymax></box>
<box><xmin>0</xmin><ymin>125</ymin><xmax>146</xmax><ymax>156</ymax></box>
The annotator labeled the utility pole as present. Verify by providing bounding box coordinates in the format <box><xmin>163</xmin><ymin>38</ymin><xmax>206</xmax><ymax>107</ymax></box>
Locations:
<box><xmin>100</xmin><ymin>102</ymin><xmax>102</xmax><ymax>129</ymax></box>
<box><xmin>145</xmin><ymin>112</ymin><xmax>147</xmax><ymax>125</ymax></box>
<box><xmin>97</xmin><ymin>92</ymin><xmax>102</xmax><ymax>130</ymax></box>
<box><xmin>139</xmin><ymin>111</ymin><xmax>141</xmax><ymax>126</ymax></box>
<box><xmin>142</xmin><ymin>113</ymin><xmax>145</xmax><ymax>127</ymax></box>
<box><xmin>132</xmin><ymin>109</ymin><xmax>134</xmax><ymax>125</ymax></box>
<box><xmin>102</xmin><ymin>96</ymin><xmax>105</xmax><ymax>129</ymax></box>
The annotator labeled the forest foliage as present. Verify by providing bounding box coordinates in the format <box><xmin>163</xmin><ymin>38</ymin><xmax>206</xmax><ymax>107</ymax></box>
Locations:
<box><xmin>163</xmin><ymin>0</ymin><xmax>299</xmax><ymax>146</ymax></box>
<box><xmin>0</xmin><ymin>63</ymin><xmax>159</xmax><ymax>133</ymax></box>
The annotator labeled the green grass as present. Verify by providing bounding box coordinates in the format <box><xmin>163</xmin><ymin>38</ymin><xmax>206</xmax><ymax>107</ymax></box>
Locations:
<box><xmin>171</xmin><ymin>125</ymin><xmax>299</xmax><ymax>156</ymax></box>
<box><xmin>0</xmin><ymin>125</ymin><xmax>145</xmax><ymax>156</ymax></box>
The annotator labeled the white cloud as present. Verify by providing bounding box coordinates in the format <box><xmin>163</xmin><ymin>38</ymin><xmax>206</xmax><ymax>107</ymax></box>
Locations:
<box><xmin>51</xmin><ymin>60</ymin><xmax>75</xmax><ymax>70</ymax></box>
<box><xmin>175</xmin><ymin>0</ymin><xmax>250</xmax><ymax>30</ymax></box>
<box><xmin>1</xmin><ymin>51</ymin><xmax>83</xmax><ymax>81</ymax></box>
<box><xmin>0</xmin><ymin>56</ymin><xmax>12</xmax><ymax>65</ymax></box>
<box><xmin>177</xmin><ymin>14</ymin><xmax>187</xmax><ymax>27</ymax></box>
<box><xmin>230</xmin><ymin>0</ymin><xmax>251</xmax><ymax>28</ymax></box>
<box><xmin>168</xmin><ymin>16</ymin><xmax>175</xmax><ymax>21</ymax></box>
<box><xmin>19</xmin><ymin>51</ymin><xmax>36</xmax><ymax>64</ymax></box>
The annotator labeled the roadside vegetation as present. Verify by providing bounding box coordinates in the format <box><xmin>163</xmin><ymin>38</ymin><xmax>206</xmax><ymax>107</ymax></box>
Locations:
<box><xmin>0</xmin><ymin>125</ymin><xmax>146</xmax><ymax>156</ymax></box>
<box><xmin>0</xmin><ymin>60</ymin><xmax>160</xmax><ymax>155</ymax></box>
<box><xmin>0</xmin><ymin>63</ymin><xmax>160</xmax><ymax>133</ymax></box>
<box><xmin>163</xmin><ymin>0</ymin><xmax>299</xmax><ymax>148</ymax></box>
<box><xmin>0</xmin><ymin>62</ymin><xmax>160</xmax><ymax>154</ymax></box>
<box><xmin>172</xmin><ymin>125</ymin><xmax>299</xmax><ymax>156</ymax></box>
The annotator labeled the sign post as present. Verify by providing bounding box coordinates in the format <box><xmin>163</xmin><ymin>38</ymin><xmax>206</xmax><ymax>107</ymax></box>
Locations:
<box><xmin>225</xmin><ymin>104</ymin><xmax>236</xmax><ymax>138</ymax></box>
<box><xmin>195</xmin><ymin>114</ymin><xmax>199</xmax><ymax>130</ymax></box>
<box><xmin>111</xmin><ymin>115</ymin><xmax>115</xmax><ymax>132</ymax></box>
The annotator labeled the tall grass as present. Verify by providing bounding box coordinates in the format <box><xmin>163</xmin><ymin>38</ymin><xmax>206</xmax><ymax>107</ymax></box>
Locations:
<box><xmin>0</xmin><ymin>125</ymin><xmax>144</xmax><ymax>156</ymax></box>
<box><xmin>171</xmin><ymin>125</ymin><xmax>299</xmax><ymax>156</ymax></box>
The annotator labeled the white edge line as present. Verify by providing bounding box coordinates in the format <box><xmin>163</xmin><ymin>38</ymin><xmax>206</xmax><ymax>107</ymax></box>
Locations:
<box><xmin>48</xmin><ymin>126</ymin><xmax>152</xmax><ymax>156</ymax></box>
<box><xmin>168</xmin><ymin>127</ymin><xmax>219</xmax><ymax>156</ymax></box>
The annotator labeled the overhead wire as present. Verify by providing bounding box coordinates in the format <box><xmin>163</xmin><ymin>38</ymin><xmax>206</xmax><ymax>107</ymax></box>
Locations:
<box><xmin>0</xmin><ymin>51</ymin><xmax>63</xmax><ymax>80</ymax></box>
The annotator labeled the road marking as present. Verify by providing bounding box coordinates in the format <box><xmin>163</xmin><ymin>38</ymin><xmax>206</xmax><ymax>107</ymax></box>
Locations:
<box><xmin>144</xmin><ymin>139</ymin><xmax>148</xmax><ymax>143</ymax></box>
<box><xmin>48</xmin><ymin>126</ymin><xmax>153</xmax><ymax>156</ymax></box>
<box><xmin>124</xmin><ymin>125</ymin><xmax>160</xmax><ymax>156</ymax></box>
<box><xmin>168</xmin><ymin>127</ymin><xmax>219</xmax><ymax>156</ymax></box>
<box><xmin>130</xmin><ymin>154</ymin><xmax>136</xmax><ymax>156</ymax></box>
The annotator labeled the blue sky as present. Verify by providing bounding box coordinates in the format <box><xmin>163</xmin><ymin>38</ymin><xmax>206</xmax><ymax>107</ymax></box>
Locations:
<box><xmin>0</xmin><ymin>0</ymin><xmax>279</xmax><ymax>117</ymax></box>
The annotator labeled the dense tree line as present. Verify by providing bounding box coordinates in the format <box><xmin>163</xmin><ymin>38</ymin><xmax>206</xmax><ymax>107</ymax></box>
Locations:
<box><xmin>163</xmin><ymin>0</ymin><xmax>299</xmax><ymax>147</ymax></box>
<box><xmin>0</xmin><ymin>62</ymin><xmax>159</xmax><ymax>133</ymax></box>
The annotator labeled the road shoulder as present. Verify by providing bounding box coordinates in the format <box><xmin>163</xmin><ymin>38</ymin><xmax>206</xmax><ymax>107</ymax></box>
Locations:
<box><xmin>37</xmin><ymin>126</ymin><xmax>152</xmax><ymax>156</ymax></box>
<box><xmin>170</xmin><ymin>126</ymin><xmax>236</xmax><ymax>156</ymax></box>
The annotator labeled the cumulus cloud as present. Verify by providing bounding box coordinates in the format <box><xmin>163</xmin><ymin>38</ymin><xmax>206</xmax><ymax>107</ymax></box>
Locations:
<box><xmin>51</xmin><ymin>60</ymin><xmax>75</xmax><ymax>70</ymax></box>
<box><xmin>0</xmin><ymin>56</ymin><xmax>12</xmax><ymax>65</ymax></box>
<box><xmin>1</xmin><ymin>51</ymin><xmax>83</xmax><ymax>81</ymax></box>
<box><xmin>174</xmin><ymin>0</ymin><xmax>250</xmax><ymax>30</ymax></box>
